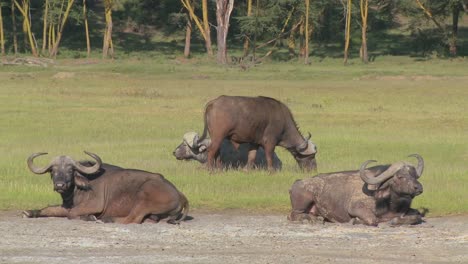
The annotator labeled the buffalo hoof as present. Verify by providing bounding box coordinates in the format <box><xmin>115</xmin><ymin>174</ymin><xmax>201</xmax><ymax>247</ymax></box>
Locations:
<box><xmin>22</xmin><ymin>210</ymin><xmax>39</xmax><ymax>218</ymax></box>
<box><xmin>309</xmin><ymin>216</ymin><xmax>325</xmax><ymax>225</ymax></box>
<box><xmin>167</xmin><ymin>219</ymin><xmax>180</xmax><ymax>225</ymax></box>
<box><xmin>388</xmin><ymin>214</ymin><xmax>422</xmax><ymax>226</ymax></box>
<box><xmin>80</xmin><ymin>215</ymin><xmax>98</xmax><ymax>222</ymax></box>
<box><xmin>349</xmin><ymin>218</ymin><xmax>365</xmax><ymax>225</ymax></box>
<box><xmin>288</xmin><ymin>212</ymin><xmax>311</xmax><ymax>223</ymax></box>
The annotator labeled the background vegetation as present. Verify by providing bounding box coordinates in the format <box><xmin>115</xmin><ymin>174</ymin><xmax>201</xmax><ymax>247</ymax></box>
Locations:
<box><xmin>0</xmin><ymin>57</ymin><xmax>467</xmax><ymax>215</ymax></box>
<box><xmin>0</xmin><ymin>0</ymin><xmax>467</xmax><ymax>61</ymax></box>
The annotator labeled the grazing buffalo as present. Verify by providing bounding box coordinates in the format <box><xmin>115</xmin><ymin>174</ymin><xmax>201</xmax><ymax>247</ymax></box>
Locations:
<box><xmin>173</xmin><ymin>131</ymin><xmax>282</xmax><ymax>170</ymax></box>
<box><xmin>288</xmin><ymin>154</ymin><xmax>424</xmax><ymax>226</ymax></box>
<box><xmin>24</xmin><ymin>151</ymin><xmax>189</xmax><ymax>224</ymax></box>
<box><xmin>193</xmin><ymin>95</ymin><xmax>317</xmax><ymax>172</ymax></box>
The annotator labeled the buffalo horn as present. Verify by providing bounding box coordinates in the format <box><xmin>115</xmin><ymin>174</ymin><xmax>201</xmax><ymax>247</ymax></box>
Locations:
<box><xmin>408</xmin><ymin>154</ymin><xmax>424</xmax><ymax>178</ymax></box>
<box><xmin>72</xmin><ymin>151</ymin><xmax>102</xmax><ymax>175</ymax></box>
<box><xmin>27</xmin><ymin>152</ymin><xmax>52</xmax><ymax>174</ymax></box>
<box><xmin>183</xmin><ymin>132</ymin><xmax>199</xmax><ymax>149</ymax></box>
<box><xmin>297</xmin><ymin>132</ymin><xmax>312</xmax><ymax>152</ymax></box>
<box><xmin>359</xmin><ymin>160</ymin><xmax>405</xmax><ymax>185</ymax></box>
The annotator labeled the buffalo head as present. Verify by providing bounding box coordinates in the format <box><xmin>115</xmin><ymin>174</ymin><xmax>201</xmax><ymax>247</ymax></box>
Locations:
<box><xmin>173</xmin><ymin>132</ymin><xmax>210</xmax><ymax>162</ymax></box>
<box><xmin>293</xmin><ymin>132</ymin><xmax>318</xmax><ymax>172</ymax></box>
<box><xmin>27</xmin><ymin>151</ymin><xmax>102</xmax><ymax>193</ymax></box>
<box><xmin>360</xmin><ymin>154</ymin><xmax>424</xmax><ymax>199</ymax></box>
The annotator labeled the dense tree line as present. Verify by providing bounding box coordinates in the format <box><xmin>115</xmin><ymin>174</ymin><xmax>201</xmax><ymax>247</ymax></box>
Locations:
<box><xmin>0</xmin><ymin>0</ymin><xmax>466</xmax><ymax>63</ymax></box>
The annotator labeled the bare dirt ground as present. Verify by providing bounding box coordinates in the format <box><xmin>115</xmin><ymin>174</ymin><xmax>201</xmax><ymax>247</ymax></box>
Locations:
<box><xmin>0</xmin><ymin>210</ymin><xmax>467</xmax><ymax>264</ymax></box>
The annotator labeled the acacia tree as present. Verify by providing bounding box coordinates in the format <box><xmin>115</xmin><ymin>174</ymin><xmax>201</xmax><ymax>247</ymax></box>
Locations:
<box><xmin>304</xmin><ymin>0</ymin><xmax>310</xmax><ymax>64</ymax></box>
<box><xmin>180</xmin><ymin>0</ymin><xmax>213</xmax><ymax>56</ymax></box>
<box><xmin>0</xmin><ymin>1</ymin><xmax>4</xmax><ymax>56</ymax></box>
<box><xmin>14</xmin><ymin>0</ymin><xmax>37</xmax><ymax>56</ymax></box>
<box><xmin>103</xmin><ymin>0</ymin><xmax>114</xmax><ymax>58</ymax></box>
<box><xmin>243</xmin><ymin>0</ymin><xmax>253</xmax><ymax>56</ymax></box>
<box><xmin>42</xmin><ymin>0</ymin><xmax>49</xmax><ymax>54</ymax></box>
<box><xmin>184</xmin><ymin>13</ymin><xmax>192</xmax><ymax>58</ymax></box>
<box><xmin>83</xmin><ymin>0</ymin><xmax>90</xmax><ymax>57</ymax></box>
<box><xmin>215</xmin><ymin>0</ymin><xmax>234</xmax><ymax>64</ymax></box>
<box><xmin>411</xmin><ymin>0</ymin><xmax>467</xmax><ymax>56</ymax></box>
<box><xmin>360</xmin><ymin>0</ymin><xmax>368</xmax><ymax>63</ymax></box>
<box><xmin>49</xmin><ymin>0</ymin><xmax>76</xmax><ymax>57</ymax></box>
<box><xmin>11</xmin><ymin>1</ymin><xmax>17</xmax><ymax>54</ymax></box>
<box><xmin>343</xmin><ymin>0</ymin><xmax>352</xmax><ymax>64</ymax></box>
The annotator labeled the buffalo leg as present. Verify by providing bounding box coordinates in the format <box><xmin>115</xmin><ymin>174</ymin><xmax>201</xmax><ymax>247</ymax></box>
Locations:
<box><xmin>263</xmin><ymin>143</ymin><xmax>276</xmax><ymax>172</ymax></box>
<box><xmin>23</xmin><ymin>205</ymin><xmax>69</xmax><ymax>218</ymax></box>
<box><xmin>288</xmin><ymin>181</ymin><xmax>315</xmax><ymax>222</ymax></box>
<box><xmin>387</xmin><ymin>209</ymin><xmax>423</xmax><ymax>226</ymax></box>
<box><xmin>243</xmin><ymin>146</ymin><xmax>258</xmax><ymax>171</ymax></box>
<box><xmin>207</xmin><ymin>137</ymin><xmax>223</xmax><ymax>171</ymax></box>
<box><xmin>66</xmin><ymin>202</ymin><xmax>103</xmax><ymax>221</ymax></box>
<box><xmin>348</xmin><ymin>200</ymin><xmax>378</xmax><ymax>226</ymax></box>
<box><xmin>388</xmin><ymin>214</ymin><xmax>422</xmax><ymax>226</ymax></box>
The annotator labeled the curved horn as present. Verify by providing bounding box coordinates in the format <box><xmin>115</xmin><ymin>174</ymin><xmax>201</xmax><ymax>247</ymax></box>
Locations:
<box><xmin>27</xmin><ymin>152</ymin><xmax>52</xmax><ymax>174</ymax></box>
<box><xmin>360</xmin><ymin>160</ymin><xmax>404</xmax><ymax>185</ymax></box>
<box><xmin>72</xmin><ymin>151</ymin><xmax>102</xmax><ymax>175</ymax></box>
<box><xmin>408</xmin><ymin>154</ymin><xmax>424</xmax><ymax>178</ymax></box>
<box><xmin>297</xmin><ymin>132</ymin><xmax>312</xmax><ymax>152</ymax></box>
<box><xmin>183</xmin><ymin>132</ymin><xmax>199</xmax><ymax>149</ymax></box>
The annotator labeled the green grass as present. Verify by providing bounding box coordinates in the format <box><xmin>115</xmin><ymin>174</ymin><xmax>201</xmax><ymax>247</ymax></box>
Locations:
<box><xmin>0</xmin><ymin>56</ymin><xmax>467</xmax><ymax>216</ymax></box>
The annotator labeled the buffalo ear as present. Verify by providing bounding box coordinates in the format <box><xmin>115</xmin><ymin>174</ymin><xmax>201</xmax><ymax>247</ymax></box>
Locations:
<box><xmin>374</xmin><ymin>186</ymin><xmax>391</xmax><ymax>199</ymax></box>
<box><xmin>198</xmin><ymin>145</ymin><xmax>207</xmax><ymax>152</ymax></box>
<box><xmin>74</xmin><ymin>173</ymin><xmax>91</xmax><ymax>190</ymax></box>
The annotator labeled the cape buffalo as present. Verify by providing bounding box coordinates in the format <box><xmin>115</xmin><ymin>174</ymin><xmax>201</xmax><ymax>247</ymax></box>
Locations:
<box><xmin>173</xmin><ymin>131</ymin><xmax>282</xmax><ymax>170</ymax></box>
<box><xmin>288</xmin><ymin>154</ymin><xmax>424</xmax><ymax>226</ymax></box>
<box><xmin>193</xmin><ymin>95</ymin><xmax>317</xmax><ymax>172</ymax></box>
<box><xmin>24</xmin><ymin>151</ymin><xmax>189</xmax><ymax>224</ymax></box>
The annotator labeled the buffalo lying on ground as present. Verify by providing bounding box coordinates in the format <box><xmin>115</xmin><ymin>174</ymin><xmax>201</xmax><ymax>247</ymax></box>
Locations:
<box><xmin>173</xmin><ymin>131</ymin><xmax>282</xmax><ymax>170</ymax></box>
<box><xmin>288</xmin><ymin>154</ymin><xmax>424</xmax><ymax>226</ymax></box>
<box><xmin>24</xmin><ymin>151</ymin><xmax>189</xmax><ymax>224</ymax></box>
<box><xmin>193</xmin><ymin>95</ymin><xmax>317</xmax><ymax>172</ymax></box>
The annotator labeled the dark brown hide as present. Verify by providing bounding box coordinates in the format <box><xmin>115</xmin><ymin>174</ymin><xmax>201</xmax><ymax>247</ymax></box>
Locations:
<box><xmin>197</xmin><ymin>96</ymin><xmax>317</xmax><ymax>172</ymax></box>
<box><xmin>24</xmin><ymin>152</ymin><xmax>189</xmax><ymax>224</ymax></box>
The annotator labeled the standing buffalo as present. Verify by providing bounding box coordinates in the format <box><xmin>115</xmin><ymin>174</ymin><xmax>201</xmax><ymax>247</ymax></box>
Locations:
<box><xmin>24</xmin><ymin>151</ymin><xmax>189</xmax><ymax>224</ymax></box>
<box><xmin>173</xmin><ymin>131</ymin><xmax>282</xmax><ymax>170</ymax></box>
<box><xmin>192</xmin><ymin>96</ymin><xmax>317</xmax><ymax>172</ymax></box>
<box><xmin>288</xmin><ymin>154</ymin><xmax>424</xmax><ymax>226</ymax></box>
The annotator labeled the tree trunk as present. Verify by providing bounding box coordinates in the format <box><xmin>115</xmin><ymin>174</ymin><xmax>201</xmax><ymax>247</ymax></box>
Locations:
<box><xmin>243</xmin><ymin>0</ymin><xmax>253</xmax><ymax>57</ymax></box>
<box><xmin>184</xmin><ymin>16</ymin><xmax>192</xmax><ymax>58</ymax></box>
<box><xmin>202</xmin><ymin>0</ymin><xmax>213</xmax><ymax>56</ymax></box>
<box><xmin>11</xmin><ymin>1</ymin><xmax>18</xmax><ymax>55</ymax></box>
<box><xmin>42</xmin><ymin>0</ymin><xmax>49</xmax><ymax>54</ymax></box>
<box><xmin>48</xmin><ymin>24</ymin><xmax>53</xmax><ymax>53</ymax></box>
<box><xmin>0</xmin><ymin>2</ymin><xmax>5</xmax><ymax>56</ymax></box>
<box><xmin>50</xmin><ymin>0</ymin><xmax>75</xmax><ymax>58</ymax></box>
<box><xmin>450</xmin><ymin>5</ymin><xmax>460</xmax><ymax>56</ymax></box>
<box><xmin>14</xmin><ymin>0</ymin><xmax>37</xmax><ymax>57</ymax></box>
<box><xmin>181</xmin><ymin>0</ymin><xmax>212</xmax><ymax>56</ymax></box>
<box><xmin>215</xmin><ymin>0</ymin><xmax>234</xmax><ymax>64</ymax></box>
<box><xmin>83</xmin><ymin>0</ymin><xmax>91</xmax><ymax>57</ymax></box>
<box><xmin>360</xmin><ymin>0</ymin><xmax>368</xmax><ymax>63</ymax></box>
<box><xmin>343</xmin><ymin>0</ymin><xmax>351</xmax><ymax>65</ymax></box>
<box><xmin>288</xmin><ymin>26</ymin><xmax>297</xmax><ymax>58</ymax></box>
<box><xmin>103</xmin><ymin>0</ymin><xmax>114</xmax><ymax>59</ymax></box>
<box><xmin>304</xmin><ymin>0</ymin><xmax>310</xmax><ymax>64</ymax></box>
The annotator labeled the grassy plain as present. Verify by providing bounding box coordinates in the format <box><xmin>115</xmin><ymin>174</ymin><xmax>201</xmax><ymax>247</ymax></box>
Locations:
<box><xmin>0</xmin><ymin>56</ymin><xmax>467</xmax><ymax>216</ymax></box>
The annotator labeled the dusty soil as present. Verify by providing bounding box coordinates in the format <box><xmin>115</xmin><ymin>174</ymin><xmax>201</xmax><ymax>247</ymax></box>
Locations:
<box><xmin>0</xmin><ymin>210</ymin><xmax>467</xmax><ymax>264</ymax></box>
